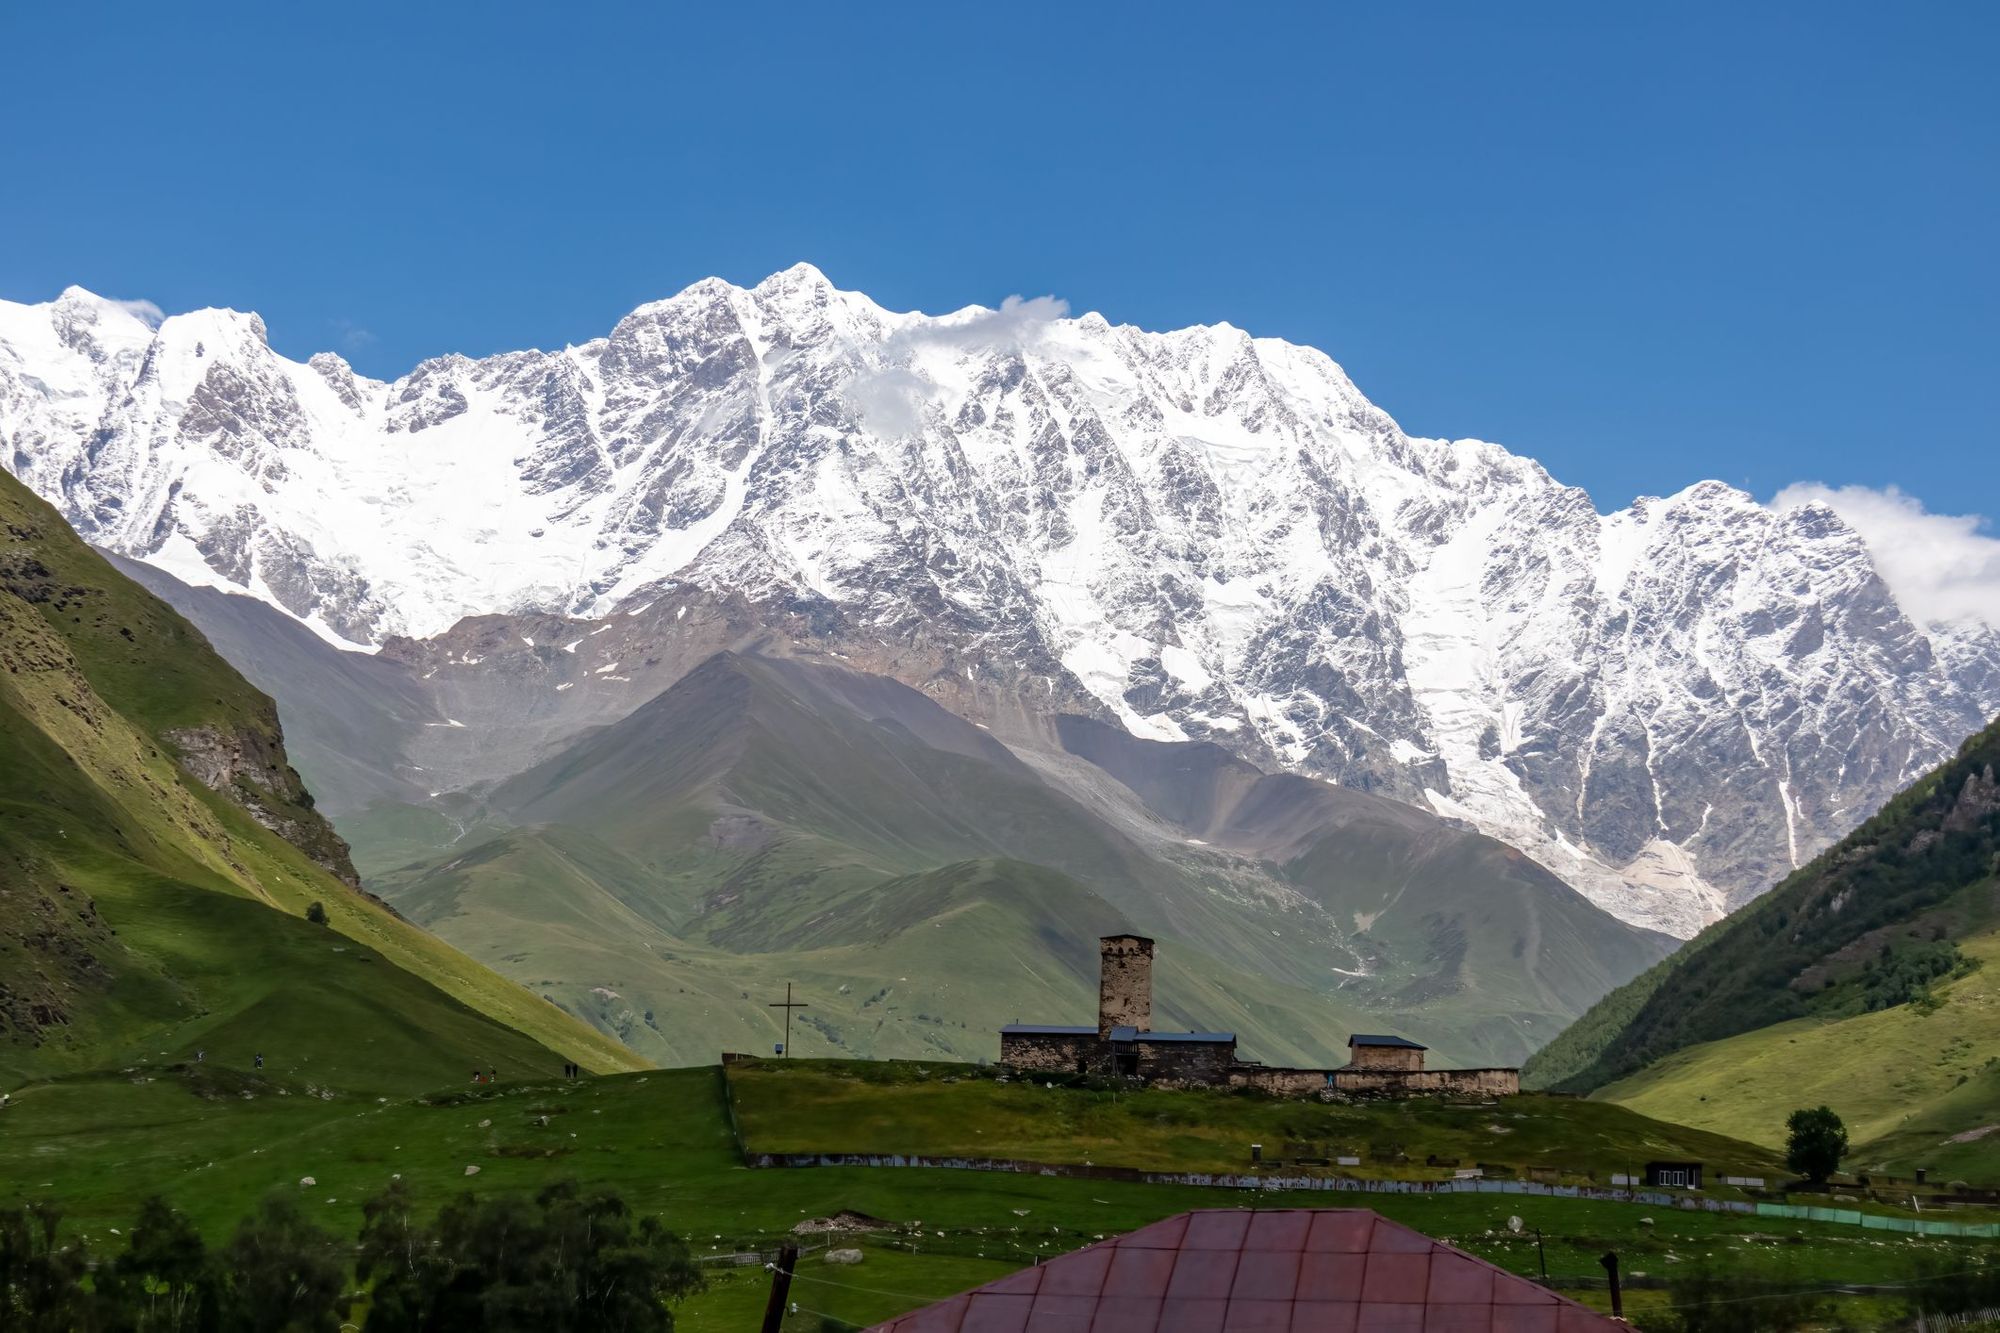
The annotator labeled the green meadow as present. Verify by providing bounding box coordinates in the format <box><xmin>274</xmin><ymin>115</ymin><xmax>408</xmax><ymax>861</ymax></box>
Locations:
<box><xmin>7</xmin><ymin>1058</ymin><xmax>1996</xmax><ymax>1328</ymax></box>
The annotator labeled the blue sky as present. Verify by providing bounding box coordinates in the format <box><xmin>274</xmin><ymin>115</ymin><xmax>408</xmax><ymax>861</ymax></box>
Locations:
<box><xmin>2</xmin><ymin>3</ymin><xmax>1994</xmax><ymax>534</ymax></box>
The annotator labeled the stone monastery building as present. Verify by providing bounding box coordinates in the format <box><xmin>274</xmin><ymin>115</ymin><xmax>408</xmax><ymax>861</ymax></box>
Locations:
<box><xmin>999</xmin><ymin>935</ymin><xmax>1519</xmax><ymax>1098</ymax></box>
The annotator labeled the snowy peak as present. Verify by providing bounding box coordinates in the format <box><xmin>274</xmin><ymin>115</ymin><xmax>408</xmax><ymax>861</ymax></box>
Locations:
<box><xmin>2</xmin><ymin>268</ymin><xmax>1994</xmax><ymax>939</ymax></box>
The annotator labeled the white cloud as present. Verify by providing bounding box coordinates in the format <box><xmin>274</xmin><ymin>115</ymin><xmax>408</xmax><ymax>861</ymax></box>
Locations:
<box><xmin>843</xmin><ymin>293</ymin><xmax>1070</xmax><ymax>438</ymax></box>
<box><xmin>843</xmin><ymin>366</ymin><xmax>930</xmax><ymax>437</ymax></box>
<box><xmin>904</xmin><ymin>294</ymin><xmax>1070</xmax><ymax>352</ymax></box>
<box><xmin>1772</xmin><ymin>482</ymin><xmax>2000</xmax><ymax>628</ymax></box>
<box><xmin>330</xmin><ymin>317</ymin><xmax>377</xmax><ymax>354</ymax></box>
<box><xmin>111</xmin><ymin>298</ymin><xmax>165</xmax><ymax>328</ymax></box>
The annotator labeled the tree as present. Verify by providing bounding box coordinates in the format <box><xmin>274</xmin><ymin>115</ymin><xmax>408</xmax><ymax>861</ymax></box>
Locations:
<box><xmin>355</xmin><ymin>1177</ymin><xmax>440</xmax><ymax>1331</ymax></box>
<box><xmin>215</xmin><ymin>1196</ymin><xmax>350</xmax><ymax>1333</ymax></box>
<box><xmin>1785</xmin><ymin>1105</ymin><xmax>1848</xmax><ymax>1187</ymax></box>
<box><xmin>0</xmin><ymin>1202</ymin><xmax>105</xmax><ymax>1332</ymax></box>
<box><xmin>101</xmin><ymin>1196</ymin><xmax>220</xmax><ymax>1332</ymax></box>
<box><xmin>532</xmin><ymin>1179</ymin><xmax>701</xmax><ymax>1331</ymax></box>
<box><xmin>355</xmin><ymin>1178</ymin><xmax>701</xmax><ymax>1332</ymax></box>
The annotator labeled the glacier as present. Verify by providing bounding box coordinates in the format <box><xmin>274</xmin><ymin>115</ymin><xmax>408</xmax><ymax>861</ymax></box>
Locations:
<box><xmin>4</xmin><ymin>266</ymin><xmax>1995</xmax><ymax>937</ymax></box>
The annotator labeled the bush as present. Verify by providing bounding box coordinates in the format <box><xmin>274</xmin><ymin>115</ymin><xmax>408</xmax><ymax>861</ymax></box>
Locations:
<box><xmin>304</xmin><ymin>901</ymin><xmax>328</xmax><ymax>926</ymax></box>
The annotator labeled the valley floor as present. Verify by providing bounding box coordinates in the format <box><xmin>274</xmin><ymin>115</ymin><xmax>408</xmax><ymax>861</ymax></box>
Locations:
<box><xmin>5</xmin><ymin>1059</ymin><xmax>1997</xmax><ymax>1328</ymax></box>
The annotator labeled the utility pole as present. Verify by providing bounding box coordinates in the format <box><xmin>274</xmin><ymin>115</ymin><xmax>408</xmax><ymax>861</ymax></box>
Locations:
<box><xmin>760</xmin><ymin>1242</ymin><xmax>799</xmax><ymax>1333</ymax></box>
<box><xmin>769</xmin><ymin>983</ymin><xmax>807</xmax><ymax>1058</ymax></box>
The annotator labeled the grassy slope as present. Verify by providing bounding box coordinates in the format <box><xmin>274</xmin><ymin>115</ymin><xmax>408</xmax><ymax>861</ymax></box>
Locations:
<box><xmin>0</xmin><ymin>471</ymin><xmax>638</xmax><ymax>1088</ymax></box>
<box><xmin>2</xmin><ymin>1061</ymin><xmax>1979</xmax><ymax>1330</ymax></box>
<box><xmin>1600</xmin><ymin>921</ymin><xmax>2000</xmax><ymax>1176</ymax></box>
<box><xmin>382</xmin><ymin>842</ymin><xmax>1387</xmax><ymax>1068</ymax></box>
<box><xmin>364</xmin><ymin>652</ymin><xmax>1664</xmax><ymax>1071</ymax></box>
<box><xmin>1055</xmin><ymin>716</ymin><xmax>1674</xmax><ymax>1056</ymax></box>
<box><xmin>1527</xmin><ymin>713</ymin><xmax>2000</xmax><ymax>1094</ymax></box>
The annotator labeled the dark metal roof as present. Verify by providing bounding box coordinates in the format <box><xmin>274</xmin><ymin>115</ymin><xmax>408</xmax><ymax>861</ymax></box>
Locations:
<box><xmin>1106</xmin><ymin>1026</ymin><xmax>1234</xmax><ymax>1044</ymax></box>
<box><xmin>1347</xmin><ymin>1033</ymin><xmax>1428</xmax><ymax>1050</ymax></box>
<box><xmin>869</xmin><ymin>1207</ymin><xmax>1626</xmax><ymax>1330</ymax></box>
<box><xmin>1000</xmin><ymin>1024</ymin><xmax>1097</xmax><ymax>1036</ymax></box>
<box><xmin>1139</xmin><ymin>1031</ymin><xmax>1237</xmax><ymax>1044</ymax></box>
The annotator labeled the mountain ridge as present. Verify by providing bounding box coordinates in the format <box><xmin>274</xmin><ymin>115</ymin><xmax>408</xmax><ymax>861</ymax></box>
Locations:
<box><xmin>5</xmin><ymin>271</ymin><xmax>1996</xmax><ymax>935</ymax></box>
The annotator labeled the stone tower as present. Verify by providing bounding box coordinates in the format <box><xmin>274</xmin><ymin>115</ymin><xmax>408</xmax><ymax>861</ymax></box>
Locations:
<box><xmin>1097</xmin><ymin>933</ymin><xmax>1155</xmax><ymax>1037</ymax></box>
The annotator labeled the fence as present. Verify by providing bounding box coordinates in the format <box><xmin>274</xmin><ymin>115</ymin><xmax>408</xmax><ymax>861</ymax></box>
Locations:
<box><xmin>744</xmin><ymin>1152</ymin><xmax>2000</xmax><ymax>1238</ymax></box>
<box><xmin>717</xmin><ymin>1066</ymin><xmax>748</xmax><ymax>1164</ymax></box>
<box><xmin>1919</xmin><ymin>1308</ymin><xmax>2000</xmax><ymax>1332</ymax></box>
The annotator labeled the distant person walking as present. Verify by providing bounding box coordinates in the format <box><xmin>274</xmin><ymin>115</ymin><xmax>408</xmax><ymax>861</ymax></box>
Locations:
<box><xmin>254</xmin><ymin>1052</ymin><xmax>264</xmax><ymax>1070</ymax></box>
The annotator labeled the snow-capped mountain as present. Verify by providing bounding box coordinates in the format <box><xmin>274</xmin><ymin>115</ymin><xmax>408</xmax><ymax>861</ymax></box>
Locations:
<box><xmin>4</xmin><ymin>269</ymin><xmax>1994</xmax><ymax>936</ymax></box>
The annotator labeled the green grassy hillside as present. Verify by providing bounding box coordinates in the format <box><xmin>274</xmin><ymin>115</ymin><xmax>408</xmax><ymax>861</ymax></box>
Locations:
<box><xmin>362</xmin><ymin>651</ymin><xmax>1667</xmax><ymax>1071</ymax></box>
<box><xmin>0</xmin><ymin>470</ymin><xmax>639</xmax><ymax>1089</ymax></box>
<box><xmin>3</xmin><ymin>1059</ymin><xmax>1981</xmax><ymax>1330</ymax></box>
<box><xmin>1593</xmin><ymin>910</ymin><xmax>2000</xmax><ymax>1179</ymax></box>
<box><xmin>379</xmin><ymin>842</ymin><xmax>1390</xmax><ymax>1068</ymax></box>
<box><xmin>1056</xmin><ymin>716</ymin><xmax>1673</xmax><ymax>1050</ymax></box>
<box><xmin>1525</xmin><ymin>711</ymin><xmax>2000</xmax><ymax>1179</ymax></box>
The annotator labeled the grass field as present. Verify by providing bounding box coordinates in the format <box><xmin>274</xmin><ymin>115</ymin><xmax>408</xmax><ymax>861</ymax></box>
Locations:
<box><xmin>726</xmin><ymin>1058</ymin><xmax>1789</xmax><ymax>1186</ymax></box>
<box><xmin>6</xmin><ymin>1059</ymin><xmax>1995</xmax><ymax>1329</ymax></box>
<box><xmin>1600</xmin><ymin>926</ymin><xmax>2000</xmax><ymax>1181</ymax></box>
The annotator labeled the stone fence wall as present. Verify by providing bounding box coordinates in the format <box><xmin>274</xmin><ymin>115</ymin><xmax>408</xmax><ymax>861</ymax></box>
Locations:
<box><xmin>742</xmin><ymin>1152</ymin><xmax>2000</xmax><ymax>1237</ymax></box>
<box><xmin>1226</xmin><ymin>1064</ymin><xmax>1521</xmax><ymax>1098</ymax></box>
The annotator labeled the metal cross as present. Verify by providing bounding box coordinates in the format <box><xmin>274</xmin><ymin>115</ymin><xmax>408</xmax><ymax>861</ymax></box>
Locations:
<box><xmin>768</xmin><ymin>982</ymin><xmax>807</xmax><ymax>1057</ymax></box>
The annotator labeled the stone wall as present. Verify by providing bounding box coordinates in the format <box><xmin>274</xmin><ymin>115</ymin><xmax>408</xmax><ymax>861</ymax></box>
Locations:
<box><xmin>999</xmin><ymin>1032</ymin><xmax>1099</xmax><ymax>1074</ymax></box>
<box><xmin>1097</xmin><ymin>934</ymin><xmax>1154</xmax><ymax>1037</ymax></box>
<box><xmin>1334</xmin><ymin>1067</ymin><xmax>1520</xmax><ymax>1097</ymax></box>
<box><xmin>1137</xmin><ymin>1038</ymin><xmax>1235</xmax><ymax>1085</ymax></box>
<box><xmin>1228</xmin><ymin>1066</ymin><xmax>1335</xmax><ymax>1097</ymax></box>
<box><xmin>1348</xmin><ymin>1044</ymin><xmax>1425</xmax><ymax>1072</ymax></box>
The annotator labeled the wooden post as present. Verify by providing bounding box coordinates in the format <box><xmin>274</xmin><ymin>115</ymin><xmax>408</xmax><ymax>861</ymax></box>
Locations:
<box><xmin>1598</xmin><ymin>1250</ymin><xmax>1622</xmax><ymax>1319</ymax></box>
<box><xmin>1535</xmin><ymin>1227</ymin><xmax>1547</xmax><ymax>1284</ymax></box>
<box><xmin>760</xmin><ymin>1242</ymin><xmax>799</xmax><ymax>1333</ymax></box>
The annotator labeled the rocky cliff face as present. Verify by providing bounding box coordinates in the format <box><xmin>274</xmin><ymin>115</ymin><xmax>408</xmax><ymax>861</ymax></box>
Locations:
<box><xmin>3</xmin><ymin>271</ymin><xmax>1994</xmax><ymax>935</ymax></box>
<box><xmin>162</xmin><ymin>724</ymin><xmax>359</xmax><ymax>886</ymax></box>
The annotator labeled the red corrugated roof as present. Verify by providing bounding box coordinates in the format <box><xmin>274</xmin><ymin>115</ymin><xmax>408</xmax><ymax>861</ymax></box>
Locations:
<box><xmin>865</xmin><ymin>1208</ymin><xmax>1622</xmax><ymax>1331</ymax></box>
